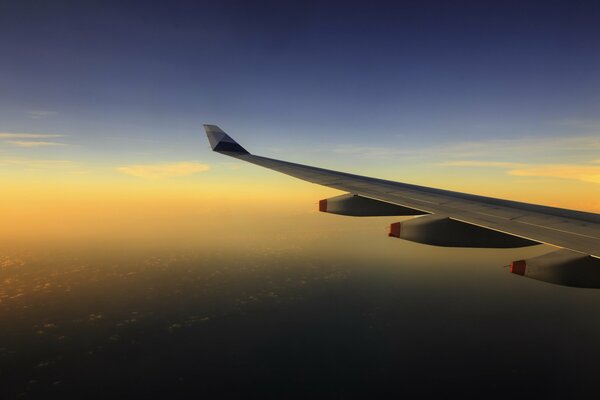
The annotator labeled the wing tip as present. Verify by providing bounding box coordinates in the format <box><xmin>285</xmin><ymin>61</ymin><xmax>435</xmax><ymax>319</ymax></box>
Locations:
<box><xmin>203</xmin><ymin>124</ymin><xmax>250</xmax><ymax>155</ymax></box>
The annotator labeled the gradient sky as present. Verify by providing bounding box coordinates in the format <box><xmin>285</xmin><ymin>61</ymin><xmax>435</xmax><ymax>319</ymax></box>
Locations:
<box><xmin>2</xmin><ymin>0</ymin><xmax>600</xmax><ymax>241</ymax></box>
<box><xmin>5</xmin><ymin>5</ymin><xmax>600</xmax><ymax>397</ymax></box>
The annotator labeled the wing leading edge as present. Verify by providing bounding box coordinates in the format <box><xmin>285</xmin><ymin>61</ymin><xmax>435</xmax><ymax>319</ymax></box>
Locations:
<box><xmin>203</xmin><ymin>124</ymin><xmax>600</xmax><ymax>287</ymax></box>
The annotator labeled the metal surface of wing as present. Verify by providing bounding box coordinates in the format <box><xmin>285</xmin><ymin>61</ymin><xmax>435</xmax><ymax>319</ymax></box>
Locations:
<box><xmin>203</xmin><ymin>125</ymin><xmax>600</xmax><ymax>262</ymax></box>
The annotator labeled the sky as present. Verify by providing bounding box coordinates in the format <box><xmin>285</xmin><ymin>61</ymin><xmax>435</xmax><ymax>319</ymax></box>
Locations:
<box><xmin>1</xmin><ymin>0</ymin><xmax>600</xmax><ymax>242</ymax></box>
<box><xmin>3</xmin><ymin>3</ymin><xmax>600</xmax><ymax>396</ymax></box>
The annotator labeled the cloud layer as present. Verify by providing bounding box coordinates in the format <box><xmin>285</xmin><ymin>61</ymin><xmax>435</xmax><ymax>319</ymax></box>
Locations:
<box><xmin>509</xmin><ymin>164</ymin><xmax>600</xmax><ymax>184</ymax></box>
<box><xmin>0</xmin><ymin>132</ymin><xmax>64</xmax><ymax>139</ymax></box>
<box><xmin>330</xmin><ymin>132</ymin><xmax>600</xmax><ymax>185</ymax></box>
<box><xmin>27</xmin><ymin>110</ymin><xmax>57</xmax><ymax>119</ymax></box>
<box><xmin>1</xmin><ymin>132</ymin><xmax>68</xmax><ymax>148</ymax></box>
<box><xmin>443</xmin><ymin>160</ymin><xmax>600</xmax><ymax>184</ymax></box>
<box><xmin>438</xmin><ymin>161</ymin><xmax>527</xmax><ymax>168</ymax></box>
<box><xmin>6</xmin><ymin>140</ymin><xmax>66</xmax><ymax>147</ymax></box>
<box><xmin>332</xmin><ymin>135</ymin><xmax>600</xmax><ymax>159</ymax></box>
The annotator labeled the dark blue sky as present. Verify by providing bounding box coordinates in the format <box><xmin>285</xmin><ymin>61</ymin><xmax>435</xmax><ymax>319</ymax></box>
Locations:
<box><xmin>1</xmin><ymin>0</ymin><xmax>600</xmax><ymax>165</ymax></box>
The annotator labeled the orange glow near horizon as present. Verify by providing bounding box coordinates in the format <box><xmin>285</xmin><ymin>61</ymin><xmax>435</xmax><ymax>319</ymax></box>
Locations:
<box><xmin>2</xmin><ymin>158</ymin><xmax>599</xmax><ymax>246</ymax></box>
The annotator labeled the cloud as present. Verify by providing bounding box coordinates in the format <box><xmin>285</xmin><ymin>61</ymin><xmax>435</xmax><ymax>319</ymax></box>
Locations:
<box><xmin>439</xmin><ymin>136</ymin><xmax>600</xmax><ymax>157</ymax></box>
<box><xmin>0</xmin><ymin>132</ymin><xmax>64</xmax><ymax>139</ymax></box>
<box><xmin>117</xmin><ymin>161</ymin><xmax>210</xmax><ymax>179</ymax></box>
<box><xmin>329</xmin><ymin>135</ymin><xmax>600</xmax><ymax>160</ymax></box>
<box><xmin>326</xmin><ymin>128</ymin><xmax>600</xmax><ymax>187</ymax></box>
<box><xmin>28</xmin><ymin>110</ymin><xmax>57</xmax><ymax>119</ymax></box>
<box><xmin>0</xmin><ymin>158</ymin><xmax>74</xmax><ymax>169</ymax></box>
<box><xmin>438</xmin><ymin>160</ymin><xmax>528</xmax><ymax>168</ymax></box>
<box><xmin>6</xmin><ymin>140</ymin><xmax>66</xmax><ymax>147</ymax></box>
<box><xmin>441</xmin><ymin>159</ymin><xmax>600</xmax><ymax>184</ymax></box>
<box><xmin>508</xmin><ymin>164</ymin><xmax>600</xmax><ymax>184</ymax></box>
<box><xmin>1</xmin><ymin>133</ymin><xmax>68</xmax><ymax>147</ymax></box>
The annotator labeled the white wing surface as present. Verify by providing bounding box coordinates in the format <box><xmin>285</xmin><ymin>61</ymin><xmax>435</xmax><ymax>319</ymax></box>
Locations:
<box><xmin>204</xmin><ymin>124</ymin><xmax>600</xmax><ymax>287</ymax></box>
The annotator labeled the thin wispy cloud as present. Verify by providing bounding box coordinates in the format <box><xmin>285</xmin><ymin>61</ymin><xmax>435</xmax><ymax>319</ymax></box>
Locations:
<box><xmin>331</xmin><ymin>133</ymin><xmax>600</xmax><ymax>185</ymax></box>
<box><xmin>509</xmin><ymin>164</ymin><xmax>600</xmax><ymax>185</ymax></box>
<box><xmin>27</xmin><ymin>110</ymin><xmax>57</xmax><ymax>119</ymax></box>
<box><xmin>331</xmin><ymin>135</ymin><xmax>600</xmax><ymax>160</ymax></box>
<box><xmin>0</xmin><ymin>132</ymin><xmax>64</xmax><ymax>139</ymax></box>
<box><xmin>0</xmin><ymin>132</ymin><xmax>68</xmax><ymax>148</ymax></box>
<box><xmin>435</xmin><ymin>136</ymin><xmax>600</xmax><ymax>157</ymax></box>
<box><xmin>117</xmin><ymin>162</ymin><xmax>210</xmax><ymax>179</ymax></box>
<box><xmin>0</xmin><ymin>158</ymin><xmax>75</xmax><ymax>169</ymax></box>
<box><xmin>439</xmin><ymin>161</ymin><xmax>528</xmax><ymax>168</ymax></box>
<box><xmin>442</xmin><ymin>159</ymin><xmax>600</xmax><ymax>185</ymax></box>
<box><xmin>6</xmin><ymin>140</ymin><xmax>66</xmax><ymax>147</ymax></box>
<box><xmin>432</xmin><ymin>134</ymin><xmax>600</xmax><ymax>186</ymax></box>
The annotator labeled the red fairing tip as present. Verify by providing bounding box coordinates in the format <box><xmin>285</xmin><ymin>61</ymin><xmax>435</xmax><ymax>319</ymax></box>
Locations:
<box><xmin>319</xmin><ymin>199</ymin><xmax>327</xmax><ymax>212</ymax></box>
<box><xmin>510</xmin><ymin>260</ymin><xmax>526</xmax><ymax>276</ymax></box>
<box><xmin>388</xmin><ymin>222</ymin><xmax>401</xmax><ymax>238</ymax></box>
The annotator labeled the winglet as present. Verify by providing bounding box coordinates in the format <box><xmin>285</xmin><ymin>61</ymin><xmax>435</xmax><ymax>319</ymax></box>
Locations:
<box><xmin>203</xmin><ymin>124</ymin><xmax>250</xmax><ymax>155</ymax></box>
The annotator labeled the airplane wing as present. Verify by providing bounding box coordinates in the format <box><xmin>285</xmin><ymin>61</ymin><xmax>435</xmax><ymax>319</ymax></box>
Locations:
<box><xmin>204</xmin><ymin>124</ymin><xmax>600</xmax><ymax>288</ymax></box>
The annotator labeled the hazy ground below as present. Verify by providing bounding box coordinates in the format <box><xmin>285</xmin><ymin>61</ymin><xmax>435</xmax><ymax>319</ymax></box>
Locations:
<box><xmin>3</xmin><ymin>215</ymin><xmax>600</xmax><ymax>398</ymax></box>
